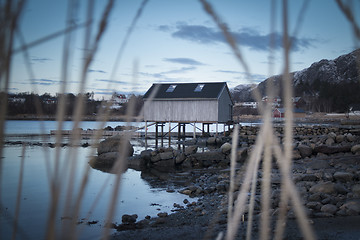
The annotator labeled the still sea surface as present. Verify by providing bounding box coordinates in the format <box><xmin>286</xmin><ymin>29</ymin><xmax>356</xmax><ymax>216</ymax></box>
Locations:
<box><xmin>1</xmin><ymin>120</ymin><xmax>199</xmax><ymax>239</ymax></box>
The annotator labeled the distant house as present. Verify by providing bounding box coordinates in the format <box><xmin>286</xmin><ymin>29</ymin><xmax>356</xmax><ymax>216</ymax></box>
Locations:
<box><xmin>236</xmin><ymin>102</ymin><xmax>258</xmax><ymax>109</ymax></box>
<box><xmin>273</xmin><ymin>108</ymin><xmax>305</xmax><ymax>118</ymax></box>
<box><xmin>262</xmin><ymin>96</ymin><xmax>281</xmax><ymax>107</ymax></box>
<box><xmin>143</xmin><ymin>82</ymin><xmax>233</xmax><ymax>123</ymax></box>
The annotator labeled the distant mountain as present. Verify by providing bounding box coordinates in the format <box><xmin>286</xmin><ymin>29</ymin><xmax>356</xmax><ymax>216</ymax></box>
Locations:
<box><xmin>231</xmin><ymin>49</ymin><xmax>360</xmax><ymax>112</ymax></box>
<box><xmin>231</xmin><ymin>84</ymin><xmax>257</xmax><ymax>102</ymax></box>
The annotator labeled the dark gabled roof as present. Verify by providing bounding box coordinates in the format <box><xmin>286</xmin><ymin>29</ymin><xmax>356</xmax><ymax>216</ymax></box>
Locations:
<box><xmin>143</xmin><ymin>82</ymin><xmax>229</xmax><ymax>100</ymax></box>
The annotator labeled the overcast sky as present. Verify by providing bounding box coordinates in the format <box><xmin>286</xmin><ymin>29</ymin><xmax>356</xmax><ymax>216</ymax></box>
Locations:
<box><xmin>9</xmin><ymin>0</ymin><xmax>360</xmax><ymax>99</ymax></box>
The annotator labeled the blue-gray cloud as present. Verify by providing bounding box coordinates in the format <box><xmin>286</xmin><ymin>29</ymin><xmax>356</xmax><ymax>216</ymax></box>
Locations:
<box><xmin>163</xmin><ymin>66</ymin><xmax>196</xmax><ymax>74</ymax></box>
<box><xmin>163</xmin><ymin>58</ymin><xmax>205</xmax><ymax>66</ymax></box>
<box><xmin>160</xmin><ymin>23</ymin><xmax>317</xmax><ymax>52</ymax></box>
<box><xmin>139</xmin><ymin>66</ymin><xmax>196</xmax><ymax>79</ymax></box>
<box><xmin>30</xmin><ymin>79</ymin><xmax>59</xmax><ymax>85</ymax></box>
<box><xmin>88</xmin><ymin>69</ymin><xmax>107</xmax><ymax>74</ymax></box>
<box><xmin>158</xmin><ymin>25</ymin><xmax>172</xmax><ymax>32</ymax></box>
<box><xmin>96</xmin><ymin>79</ymin><xmax>127</xmax><ymax>84</ymax></box>
<box><xmin>215</xmin><ymin>70</ymin><xmax>243</xmax><ymax>74</ymax></box>
<box><xmin>31</xmin><ymin>57</ymin><xmax>52</xmax><ymax>63</ymax></box>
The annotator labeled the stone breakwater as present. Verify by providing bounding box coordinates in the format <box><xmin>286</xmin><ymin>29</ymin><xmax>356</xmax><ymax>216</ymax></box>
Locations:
<box><xmin>122</xmin><ymin>125</ymin><xmax>360</xmax><ymax>171</ymax></box>
<box><xmin>93</xmin><ymin>124</ymin><xmax>360</xmax><ymax>233</ymax></box>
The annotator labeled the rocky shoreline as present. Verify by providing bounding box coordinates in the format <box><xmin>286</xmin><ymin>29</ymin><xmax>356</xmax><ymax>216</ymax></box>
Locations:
<box><xmin>90</xmin><ymin>124</ymin><xmax>360</xmax><ymax>239</ymax></box>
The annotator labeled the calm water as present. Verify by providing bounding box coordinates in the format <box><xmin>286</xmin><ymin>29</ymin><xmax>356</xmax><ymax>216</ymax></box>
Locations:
<box><xmin>1</xmin><ymin>121</ymin><xmax>193</xmax><ymax>239</ymax></box>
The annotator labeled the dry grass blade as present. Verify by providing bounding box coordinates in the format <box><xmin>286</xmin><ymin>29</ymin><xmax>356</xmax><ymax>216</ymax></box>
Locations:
<box><xmin>56</xmin><ymin>1</ymin><xmax>116</xmax><ymax>239</ymax></box>
<box><xmin>200</xmin><ymin>0</ymin><xmax>316</xmax><ymax>240</ymax></box>
<box><xmin>227</xmin><ymin>124</ymin><xmax>239</xmax><ymax>225</ymax></box>
<box><xmin>109</xmin><ymin>0</ymin><xmax>149</xmax><ymax>79</ymax></box>
<box><xmin>335</xmin><ymin>0</ymin><xmax>360</xmax><ymax>40</ymax></box>
<box><xmin>11</xmin><ymin>144</ymin><xmax>26</xmax><ymax>240</ymax></box>
<box><xmin>0</xmin><ymin>0</ymin><xmax>25</xmax><ymax>236</ymax></box>
<box><xmin>101</xmin><ymin>63</ymin><xmax>139</xmax><ymax>240</ymax></box>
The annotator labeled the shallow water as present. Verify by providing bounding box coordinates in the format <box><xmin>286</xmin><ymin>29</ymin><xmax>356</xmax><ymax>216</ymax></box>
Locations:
<box><xmin>1</xmin><ymin>121</ymin><xmax>197</xmax><ymax>239</ymax></box>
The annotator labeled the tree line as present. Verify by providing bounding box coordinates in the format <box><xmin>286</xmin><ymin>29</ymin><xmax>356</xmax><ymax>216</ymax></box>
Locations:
<box><xmin>6</xmin><ymin>92</ymin><xmax>144</xmax><ymax>117</ymax></box>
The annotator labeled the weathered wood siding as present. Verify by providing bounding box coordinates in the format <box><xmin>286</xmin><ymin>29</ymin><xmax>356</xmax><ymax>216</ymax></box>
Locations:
<box><xmin>144</xmin><ymin>100</ymin><xmax>218</xmax><ymax>122</ymax></box>
<box><xmin>217</xmin><ymin>87</ymin><xmax>233</xmax><ymax>122</ymax></box>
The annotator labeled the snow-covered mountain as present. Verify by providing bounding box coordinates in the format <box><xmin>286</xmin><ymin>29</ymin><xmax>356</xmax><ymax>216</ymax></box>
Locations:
<box><xmin>231</xmin><ymin>49</ymin><xmax>360</xmax><ymax>112</ymax></box>
<box><xmin>294</xmin><ymin>48</ymin><xmax>360</xmax><ymax>86</ymax></box>
<box><xmin>231</xmin><ymin>84</ymin><xmax>257</xmax><ymax>102</ymax></box>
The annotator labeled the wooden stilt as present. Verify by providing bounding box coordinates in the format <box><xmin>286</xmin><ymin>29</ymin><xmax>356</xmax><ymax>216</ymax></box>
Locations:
<box><xmin>145</xmin><ymin>121</ymin><xmax>148</xmax><ymax>149</ymax></box>
<box><xmin>216</xmin><ymin>123</ymin><xmax>218</xmax><ymax>137</ymax></box>
<box><xmin>193</xmin><ymin>122</ymin><xmax>196</xmax><ymax>139</ymax></box>
<box><xmin>161</xmin><ymin>123</ymin><xmax>164</xmax><ymax>147</ymax></box>
<box><xmin>178</xmin><ymin>123</ymin><xmax>181</xmax><ymax>141</ymax></box>
<box><xmin>168</xmin><ymin>121</ymin><xmax>171</xmax><ymax>147</ymax></box>
<box><xmin>155</xmin><ymin>122</ymin><xmax>159</xmax><ymax>148</ymax></box>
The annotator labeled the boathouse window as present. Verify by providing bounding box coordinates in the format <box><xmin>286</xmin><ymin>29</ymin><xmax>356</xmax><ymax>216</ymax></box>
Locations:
<box><xmin>166</xmin><ymin>85</ymin><xmax>177</xmax><ymax>92</ymax></box>
<box><xmin>194</xmin><ymin>84</ymin><xmax>205</xmax><ymax>92</ymax></box>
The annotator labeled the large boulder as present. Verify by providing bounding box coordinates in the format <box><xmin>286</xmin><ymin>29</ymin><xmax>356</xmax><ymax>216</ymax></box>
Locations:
<box><xmin>333</xmin><ymin>171</ymin><xmax>354</xmax><ymax>182</ymax></box>
<box><xmin>351</xmin><ymin>144</ymin><xmax>360</xmax><ymax>154</ymax></box>
<box><xmin>90</xmin><ymin>152</ymin><xmax>120</xmax><ymax>169</ymax></box>
<box><xmin>313</xmin><ymin>145</ymin><xmax>351</xmax><ymax>155</ymax></box>
<box><xmin>91</xmin><ymin>136</ymin><xmax>134</xmax><ymax>171</ymax></box>
<box><xmin>309</xmin><ymin>182</ymin><xmax>337</xmax><ymax>194</ymax></box>
<box><xmin>97</xmin><ymin>135</ymin><xmax>134</xmax><ymax>156</ymax></box>
<box><xmin>220</xmin><ymin>142</ymin><xmax>232</xmax><ymax>155</ymax></box>
<box><xmin>297</xmin><ymin>144</ymin><xmax>313</xmax><ymax>158</ymax></box>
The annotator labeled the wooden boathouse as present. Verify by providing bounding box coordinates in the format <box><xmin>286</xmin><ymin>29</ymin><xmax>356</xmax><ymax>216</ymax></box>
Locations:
<box><xmin>143</xmin><ymin>82</ymin><xmax>234</xmax><ymax>142</ymax></box>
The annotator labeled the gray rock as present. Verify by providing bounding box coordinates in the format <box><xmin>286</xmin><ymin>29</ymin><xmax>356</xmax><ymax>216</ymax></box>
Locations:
<box><xmin>351</xmin><ymin>144</ymin><xmax>360</xmax><ymax>154</ymax></box>
<box><xmin>307</xmin><ymin>159</ymin><xmax>330</xmax><ymax>170</ymax></box>
<box><xmin>335</xmin><ymin>135</ymin><xmax>345</xmax><ymax>143</ymax></box>
<box><xmin>340</xmin><ymin>200</ymin><xmax>360</xmax><ymax>215</ymax></box>
<box><xmin>157</xmin><ymin>212</ymin><xmax>168</xmax><ymax>218</ymax></box>
<box><xmin>192</xmin><ymin>151</ymin><xmax>225</xmax><ymax>163</ymax></box>
<box><xmin>333</xmin><ymin>171</ymin><xmax>354</xmax><ymax>182</ymax></box>
<box><xmin>308</xmin><ymin>192</ymin><xmax>322</xmax><ymax>201</ymax></box>
<box><xmin>325</xmin><ymin>137</ymin><xmax>335</xmax><ymax>146</ymax></box>
<box><xmin>236</xmin><ymin>147</ymin><xmax>248</xmax><ymax>163</ymax></box>
<box><xmin>153</xmin><ymin>159</ymin><xmax>174</xmax><ymax>168</ymax></box>
<box><xmin>220</xmin><ymin>142</ymin><xmax>232</xmax><ymax>155</ymax></box>
<box><xmin>306</xmin><ymin>201</ymin><xmax>322</xmax><ymax>210</ymax></box>
<box><xmin>128</xmin><ymin>155</ymin><xmax>147</xmax><ymax>169</ymax></box>
<box><xmin>298</xmin><ymin>144</ymin><xmax>313</xmax><ymax>158</ymax></box>
<box><xmin>181</xmin><ymin>159</ymin><xmax>192</xmax><ymax>169</ymax></box>
<box><xmin>301</xmin><ymin>174</ymin><xmax>318</xmax><ymax>181</ymax></box>
<box><xmin>140</xmin><ymin>150</ymin><xmax>152</xmax><ymax>161</ymax></box>
<box><xmin>159</xmin><ymin>151</ymin><xmax>174</xmax><ymax>160</ymax></box>
<box><xmin>185</xmin><ymin>145</ymin><xmax>198</xmax><ymax>155</ymax></box>
<box><xmin>175</xmin><ymin>153</ymin><xmax>186</xmax><ymax>164</ymax></box>
<box><xmin>293</xmin><ymin>149</ymin><xmax>302</xmax><ymax>160</ymax></box>
<box><xmin>309</xmin><ymin>182</ymin><xmax>337</xmax><ymax>194</ymax></box>
<box><xmin>328</xmin><ymin>132</ymin><xmax>337</xmax><ymax>139</ymax></box>
<box><xmin>346</xmin><ymin>133</ymin><xmax>356</xmax><ymax>142</ymax></box>
<box><xmin>122</xmin><ymin>214</ymin><xmax>138</xmax><ymax>223</ymax></box>
<box><xmin>150</xmin><ymin>154</ymin><xmax>161</xmax><ymax>163</ymax></box>
<box><xmin>321</xmin><ymin>204</ymin><xmax>337</xmax><ymax>214</ymax></box>
<box><xmin>97</xmin><ymin>135</ymin><xmax>134</xmax><ymax>156</ymax></box>
<box><xmin>352</xmin><ymin>184</ymin><xmax>360</xmax><ymax>197</ymax></box>
<box><xmin>313</xmin><ymin>145</ymin><xmax>351</xmax><ymax>154</ymax></box>
<box><xmin>207</xmin><ymin>137</ymin><xmax>217</xmax><ymax>145</ymax></box>
<box><xmin>334</xmin><ymin>183</ymin><xmax>349</xmax><ymax>194</ymax></box>
<box><xmin>90</xmin><ymin>152</ymin><xmax>121</xmax><ymax>171</ymax></box>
